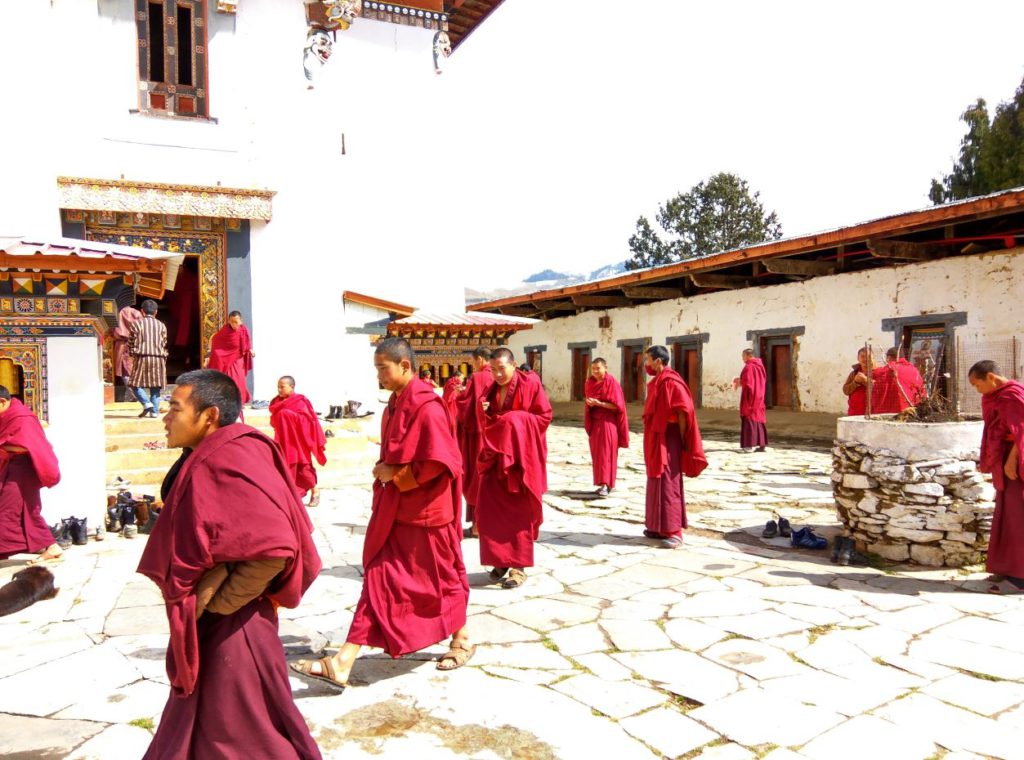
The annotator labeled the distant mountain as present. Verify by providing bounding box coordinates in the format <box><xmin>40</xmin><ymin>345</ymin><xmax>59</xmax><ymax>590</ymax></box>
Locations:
<box><xmin>466</xmin><ymin>261</ymin><xmax>629</xmax><ymax>306</ymax></box>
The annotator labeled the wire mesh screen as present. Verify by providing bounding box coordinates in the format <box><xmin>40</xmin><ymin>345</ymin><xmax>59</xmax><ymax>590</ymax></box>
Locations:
<box><xmin>955</xmin><ymin>336</ymin><xmax>1020</xmax><ymax>415</ymax></box>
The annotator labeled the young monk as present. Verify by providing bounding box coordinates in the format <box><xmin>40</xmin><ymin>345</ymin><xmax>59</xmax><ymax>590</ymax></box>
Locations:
<box><xmin>842</xmin><ymin>347</ymin><xmax>874</xmax><ymax>416</ymax></box>
<box><xmin>138</xmin><ymin>369</ymin><xmax>321</xmax><ymax>759</ymax></box>
<box><xmin>441</xmin><ymin>373</ymin><xmax>465</xmax><ymax>437</ymax></box>
<box><xmin>290</xmin><ymin>337</ymin><xmax>473</xmax><ymax>688</ymax></box>
<box><xmin>270</xmin><ymin>375</ymin><xmax>327</xmax><ymax>507</ymax></box>
<box><xmin>969</xmin><ymin>360</ymin><xmax>1024</xmax><ymax>595</ymax></box>
<box><xmin>871</xmin><ymin>347</ymin><xmax>926</xmax><ymax>414</ymax></box>
<box><xmin>0</xmin><ymin>387</ymin><xmax>62</xmax><ymax>563</ymax></box>
<box><xmin>584</xmin><ymin>358</ymin><xmax>629</xmax><ymax>497</ymax></box>
<box><xmin>207</xmin><ymin>310</ymin><xmax>255</xmax><ymax>409</ymax></box>
<box><xmin>473</xmin><ymin>347</ymin><xmax>551</xmax><ymax>589</ymax></box>
<box><xmin>643</xmin><ymin>345</ymin><xmax>706</xmax><ymax>549</ymax></box>
<box><xmin>455</xmin><ymin>347</ymin><xmax>494</xmax><ymax>537</ymax></box>
<box><xmin>732</xmin><ymin>348</ymin><xmax>767</xmax><ymax>452</ymax></box>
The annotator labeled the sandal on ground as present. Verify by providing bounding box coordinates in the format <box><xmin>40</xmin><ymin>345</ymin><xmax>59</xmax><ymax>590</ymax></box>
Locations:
<box><xmin>643</xmin><ymin>529</ymin><xmax>660</xmax><ymax>539</ymax></box>
<box><xmin>437</xmin><ymin>641</ymin><xmax>476</xmax><ymax>671</ymax></box>
<box><xmin>289</xmin><ymin>656</ymin><xmax>347</xmax><ymax>692</ymax></box>
<box><xmin>502</xmin><ymin>568</ymin><xmax>527</xmax><ymax>589</ymax></box>
<box><xmin>660</xmin><ymin>536</ymin><xmax>683</xmax><ymax>550</ymax></box>
<box><xmin>488</xmin><ymin>567</ymin><xmax>509</xmax><ymax>582</ymax></box>
<box><xmin>987</xmin><ymin>580</ymin><xmax>1024</xmax><ymax>596</ymax></box>
<box><xmin>307</xmin><ymin>493</ymin><xmax>320</xmax><ymax>508</ymax></box>
<box><xmin>463</xmin><ymin>527</ymin><xmax>479</xmax><ymax>539</ymax></box>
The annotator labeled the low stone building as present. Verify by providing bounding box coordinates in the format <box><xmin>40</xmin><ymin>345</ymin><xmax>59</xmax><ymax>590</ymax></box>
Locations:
<box><xmin>474</xmin><ymin>189</ymin><xmax>1024</xmax><ymax>415</ymax></box>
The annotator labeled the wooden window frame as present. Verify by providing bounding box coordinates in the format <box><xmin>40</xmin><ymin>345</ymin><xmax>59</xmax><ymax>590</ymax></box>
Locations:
<box><xmin>136</xmin><ymin>0</ymin><xmax>209</xmax><ymax>119</ymax></box>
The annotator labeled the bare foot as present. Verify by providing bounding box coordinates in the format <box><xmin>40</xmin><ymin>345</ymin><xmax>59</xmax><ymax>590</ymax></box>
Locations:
<box><xmin>28</xmin><ymin>543</ymin><xmax>63</xmax><ymax>565</ymax></box>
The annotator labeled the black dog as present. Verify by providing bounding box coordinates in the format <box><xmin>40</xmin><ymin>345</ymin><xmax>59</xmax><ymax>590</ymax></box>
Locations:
<box><xmin>0</xmin><ymin>565</ymin><xmax>59</xmax><ymax>617</ymax></box>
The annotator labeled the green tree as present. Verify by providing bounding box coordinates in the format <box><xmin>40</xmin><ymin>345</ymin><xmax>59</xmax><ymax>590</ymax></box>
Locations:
<box><xmin>625</xmin><ymin>173</ymin><xmax>783</xmax><ymax>270</ymax></box>
<box><xmin>930</xmin><ymin>76</ymin><xmax>1024</xmax><ymax>204</ymax></box>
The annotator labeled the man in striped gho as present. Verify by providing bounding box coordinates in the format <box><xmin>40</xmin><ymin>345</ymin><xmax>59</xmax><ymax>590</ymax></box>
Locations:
<box><xmin>129</xmin><ymin>299</ymin><xmax>168</xmax><ymax>419</ymax></box>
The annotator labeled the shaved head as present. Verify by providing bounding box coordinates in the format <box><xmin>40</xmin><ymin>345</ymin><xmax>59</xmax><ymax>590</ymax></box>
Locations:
<box><xmin>375</xmin><ymin>336</ymin><xmax>415</xmax><ymax>365</ymax></box>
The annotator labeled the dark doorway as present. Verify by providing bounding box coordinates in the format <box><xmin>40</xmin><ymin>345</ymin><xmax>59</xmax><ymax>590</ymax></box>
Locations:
<box><xmin>571</xmin><ymin>347</ymin><xmax>591</xmax><ymax>401</ymax></box>
<box><xmin>526</xmin><ymin>349</ymin><xmax>543</xmax><ymax>382</ymax></box>
<box><xmin>621</xmin><ymin>343</ymin><xmax>646</xmax><ymax>403</ymax></box>
<box><xmin>671</xmin><ymin>342</ymin><xmax>702</xmax><ymax>407</ymax></box>
<box><xmin>902</xmin><ymin>324</ymin><xmax>948</xmax><ymax>397</ymax></box>
<box><xmin>759</xmin><ymin>336</ymin><xmax>794</xmax><ymax>409</ymax></box>
<box><xmin>0</xmin><ymin>359</ymin><xmax>25</xmax><ymax>404</ymax></box>
<box><xmin>153</xmin><ymin>255</ymin><xmax>202</xmax><ymax>382</ymax></box>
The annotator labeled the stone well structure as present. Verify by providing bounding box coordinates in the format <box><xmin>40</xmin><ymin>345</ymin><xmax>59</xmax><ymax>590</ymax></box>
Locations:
<box><xmin>831</xmin><ymin>416</ymin><xmax>995</xmax><ymax>566</ymax></box>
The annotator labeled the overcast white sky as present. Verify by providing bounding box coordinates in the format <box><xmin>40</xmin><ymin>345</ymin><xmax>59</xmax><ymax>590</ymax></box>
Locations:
<box><xmin>435</xmin><ymin>0</ymin><xmax>1024</xmax><ymax>289</ymax></box>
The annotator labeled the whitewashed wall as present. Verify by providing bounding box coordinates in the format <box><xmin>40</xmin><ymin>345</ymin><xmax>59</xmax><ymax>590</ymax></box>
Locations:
<box><xmin>507</xmin><ymin>249</ymin><xmax>1024</xmax><ymax>412</ymax></box>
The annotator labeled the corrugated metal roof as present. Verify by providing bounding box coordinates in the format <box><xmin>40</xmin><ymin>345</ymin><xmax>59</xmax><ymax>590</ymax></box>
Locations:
<box><xmin>392</xmin><ymin>311</ymin><xmax>538</xmax><ymax>327</ymax></box>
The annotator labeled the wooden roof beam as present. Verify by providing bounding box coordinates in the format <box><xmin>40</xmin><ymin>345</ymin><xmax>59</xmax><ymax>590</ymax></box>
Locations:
<box><xmin>571</xmin><ymin>295</ymin><xmax>634</xmax><ymax>308</ymax></box>
<box><xmin>622</xmin><ymin>286</ymin><xmax>684</xmax><ymax>300</ymax></box>
<box><xmin>531</xmin><ymin>300</ymin><xmax>574</xmax><ymax>315</ymax></box>
<box><xmin>866</xmin><ymin>239</ymin><xmax>943</xmax><ymax>261</ymax></box>
<box><xmin>763</xmin><ymin>258</ymin><xmax>837</xmax><ymax>276</ymax></box>
<box><xmin>688</xmin><ymin>273</ymin><xmax>751</xmax><ymax>290</ymax></box>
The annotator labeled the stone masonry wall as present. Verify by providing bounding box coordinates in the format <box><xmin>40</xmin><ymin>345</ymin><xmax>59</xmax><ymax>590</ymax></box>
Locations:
<box><xmin>831</xmin><ymin>440</ymin><xmax>995</xmax><ymax>566</ymax></box>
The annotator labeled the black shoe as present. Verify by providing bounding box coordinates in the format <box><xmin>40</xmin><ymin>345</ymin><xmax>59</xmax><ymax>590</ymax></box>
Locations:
<box><xmin>777</xmin><ymin>516</ymin><xmax>792</xmax><ymax>538</ymax></box>
<box><xmin>119</xmin><ymin>503</ymin><xmax>136</xmax><ymax>528</ymax></box>
<box><xmin>596</xmin><ymin>485</ymin><xmax>610</xmax><ymax>497</ymax></box>
<box><xmin>643</xmin><ymin>529</ymin><xmax>660</xmax><ymax>539</ymax></box>
<box><xmin>837</xmin><ymin>536</ymin><xmax>869</xmax><ymax>566</ymax></box>
<box><xmin>69</xmin><ymin>517</ymin><xmax>89</xmax><ymax>546</ymax></box>
<box><xmin>139</xmin><ymin>508</ymin><xmax>160</xmax><ymax>535</ymax></box>
<box><xmin>106</xmin><ymin>506</ymin><xmax>122</xmax><ymax>533</ymax></box>
<box><xmin>138</xmin><ymin>408</ymin><xmax>152</xmax><ymax>418</ymax></box>
<box><xmin>762</xmin><ymin>520</ymin><xmax>779</xmax><ymax>538</ymax></box>
<box><xmin>830</xmin><ymin>536</ymin><xmax>844</xmax><ymax>564</ymax></box>
<box><xmin>57</xmin><ymin>518</ymin><xmax>75</xmax><ymax>549</ymax></box>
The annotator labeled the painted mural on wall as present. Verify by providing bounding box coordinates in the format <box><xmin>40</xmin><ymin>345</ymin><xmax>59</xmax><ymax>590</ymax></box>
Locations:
<box><xmin>432</xmin><ymin>30</ymin><xmax>451</xmax><ymax>75</ymax></box>
<box><xmin>303</xmin><ymin>28</ymin><xmax>335</xmax><ymax>88</ymax></box>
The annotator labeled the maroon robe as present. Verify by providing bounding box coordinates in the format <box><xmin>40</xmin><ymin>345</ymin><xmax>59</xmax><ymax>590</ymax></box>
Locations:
<box><xmin>270</xmin><ymin>393</ymin><xmax>327</xmax><ymax>499</ymax></box>
<box><xmin>980</xmin><ymin>380</ymin><xmax>1024</xmax><ymax>580</ymax></box>
<box><xmin>643</xmin><ymin>369</ymin><xmax>706</xmax><ymax>539</ymax></box>
<box><xmin>347</xmin><ymin>378</ymin><xmax>468</xmax><ymax>657</ymax></box>
<box><xmin>739</xmin><ymin>357</ymin><xmax>768</xmax><ymax>448</ymax></box>
<box><xmin>584</xmin><ymin>374</ymin><xmax>629</xmax><ymax>489</ymax></box>
<box><xmin>113</xmin><ymin>306</ymin><xmax>144</xmax><ymax>379</ymax></box>
<box><xmin>137</xmin><ymin>425</ymin><xmax>321</xmax><ymax>760</ymax></box>
<box><xmin>846</xmin><ymin>363</ymin><xmax>868</xmax><ymax>416</ymax></box>
<box><xmin>441</xmin><ymin>376</ymin><xmax>462</xmax><ymax>437</ymax></box>
<box><xmin>207</xmin><ymin>324</ymin><xmax>253</xmax><ymax>404</ymax></box>
<box><xmin>475</xmin><ymin>370</ymin><xmax>551</xmax><ymax>568</ymax></box>
<box><xmin>871</xmin><ymin>359</ymin><xmax>925</xmax><ymax>414</ymax></box>
<box><xmin>455</xmin><ymin>370</ymin><xmax>494</xmax><ymax>523</ymax></box>
<box><xmin>0</xmin><ymin>399</ymin><xmax>60</xmax><ymax>559</ymax></box>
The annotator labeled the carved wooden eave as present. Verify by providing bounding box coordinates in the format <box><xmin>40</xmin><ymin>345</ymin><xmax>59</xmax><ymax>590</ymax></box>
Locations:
<box><xmin>57</xmin><ymin>177</ymin><xmax>275</xmax><ymax>221</ymax></box>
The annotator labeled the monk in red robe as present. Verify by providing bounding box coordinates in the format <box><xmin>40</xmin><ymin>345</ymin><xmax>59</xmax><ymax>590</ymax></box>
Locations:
<box><xmin>290</xmin><ymin>337</ymin><xmax>473</xmax><ymax>688</ymax></box>
<box><xmin>441</xmin><ymin>373</ymin><xmax>464</xmax><ymax>437</ymax></box>
<box><xmin>970</xmin><ymin>360</ymin><xmax>1024</xmax><ymax>594</ymax></box>
<box><xmin>473</xmin><ymin>347</ymin><xmax>551</xmax><ymax>589</ymax></box>
<box><xmin>0</xmin><ymin>387</ymin><xmax>62</xmax><ymax>563</ymax></box>
<box><xmin>584</xmin><ymin>357</ymin><xmax>629</xmax><ymax>496</ymax></box>
<box><xmin>732</xmin><ymin>348</ymin><xmax>767</xmax><ymax>451</ymax></box>
<box><xmin>270</xmin><ymin>376</ymin><xmax>327</xmax><ymax>507</ymax></box>
<box><xmin>455</xmin><ymin>347</ymin><xmax>494</xmax><ymax>537</ymax></box>
<box><xmin>112</xmin><ymin>305</ymin><xmax>143</xmax><ymax>398</ymax></box>
<box><xmin>871</xmin><ymin>347</ymin><xmax>926</xmax><ymax>414</ymax></box>
<box><xmin>138</xmin><ymin>369</ymin><xmax>322</xmax><ymax>759</ymax></box>
<box><xmin>643</xmin><ymin>345</ymin><xmax>706</xmax><ymax>550</ymax></box>
<box><xmin>206</xmin><ymin>311</ymin><xmax>254</xmax><ymax>408</ymax></box>
<box><xmin>842</xmin><ymin>348</ymin><xmax>873</xmax><ymax>416</ymax></box>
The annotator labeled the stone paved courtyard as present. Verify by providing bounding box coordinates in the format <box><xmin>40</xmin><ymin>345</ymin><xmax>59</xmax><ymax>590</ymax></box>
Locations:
<box><xmin>2</xmin><ymin>422</ymin><xmax>1022</xmax><ymax>759</ymax></box>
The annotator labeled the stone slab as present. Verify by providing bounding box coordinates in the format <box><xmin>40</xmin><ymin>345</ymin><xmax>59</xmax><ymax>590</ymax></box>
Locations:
<box><xmin>688</xmin><ymin>688</ymin><xmax>844</xmax><ymax>746</ymax></box>
<box><xmin>551</xmin><ymin>674</ymin><xmax>666</xmax><ymax>719</ymax></box>
<box><xmin>619</xmin><ymin>707</ymin><xmax>719</xmax><ymax>758</ymax></box>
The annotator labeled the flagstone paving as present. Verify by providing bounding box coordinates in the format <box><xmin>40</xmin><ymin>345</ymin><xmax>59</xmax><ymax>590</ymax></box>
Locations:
<box><xmin>2</xmin><ymin>422</ymin><xmax>1023</xmax><ymax>758</ymax></box>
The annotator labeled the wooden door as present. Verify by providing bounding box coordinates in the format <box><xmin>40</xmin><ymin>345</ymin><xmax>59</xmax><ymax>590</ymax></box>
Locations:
<box><xmin>622</xmin><ymin>347</ymin><xmax>646</xmax><ymax>402</ymax></box>
<box><xmin>683</xmin><ymin>348</ymin><xmax>700</xmax><ymax>402</ymax></box>
<box><xmin>571</xmin><ymin>348</ymin><xmax>590</xmax><ymax>401</ymax></box>
<box><xmin>759</xmin><ymin>337</ymin><xmax>794</xmax><ymax>409</ymax></box>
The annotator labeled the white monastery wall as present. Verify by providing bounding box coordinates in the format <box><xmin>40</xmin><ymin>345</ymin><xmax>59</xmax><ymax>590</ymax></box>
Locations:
<box><xmin>508</xmin><ymin>249</ymin><xmax>1024</xmax><ymax>413</ymax></box>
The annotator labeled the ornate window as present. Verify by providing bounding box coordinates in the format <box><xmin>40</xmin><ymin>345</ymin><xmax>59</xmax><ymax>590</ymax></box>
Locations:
<box><xmin>136</xmin><ymin>0</ymin><xmax>208</xmax><ymax>118</ymax></box>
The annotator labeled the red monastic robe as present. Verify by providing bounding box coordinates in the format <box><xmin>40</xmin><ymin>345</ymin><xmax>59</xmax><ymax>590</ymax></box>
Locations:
<box><xmin>739</xmin><ymin>357</ymin><xmax>768</xmax><ymax>448</ymax></box>
<box><xmin>441</xmin><ymin>376</ymin><xmax>462</xmax><ymax>437</ymax></box>
<box><xmin>137</xmin><ymin>425</ymin><xmax>321</xmax><ymax>759</ymax></box>
<box><xmin>455</xmin><ymin>370</ymin><xmax>494</xmax><ymax>522</ymax></box>
<box><xmin>270</xmin><ymin>393</ymin><xmax>327</xmax><ymax>498</ymax></box>
<box><xmin>584</xmin><ymin>374</ymin><xmax>629</xmax><ymax>489</ymax></box>
<box><xmin>113</xmin><ymin>306</ymin><xmax>143</xmax><ymax>379</ymax></box>
<box><xmin>980</xmin><ymin>380</ymin><xmax>1024</xmax><ymax>580</ymax></box>
<box><xmin>207</xmin><ymin>324</ymin><xmax>253</xmax><ymax>404</ymax></box>
<box><xmin>871</xmin><ymin>359</ymin><xmax>926</xmax><ymax>414</ymax></box>
<box><xmin>347</xmin><ymin>378</ymin><xmax>468</xmax><ymax>657</ymax></box>
<box><xmin>846</xmin><ymin>363</ymin><xmax>868</xmax><ymax>416</ymax></box>
<box><xmin>475</xmin><ymin>370</ymin><xmax>551</xmax><ymax>568</ymax></box>
<box><xmin>643</xmin><ymin>369</ymin><xmax>706</xmax><ymax>538</ymax></box>
<box><xmin>0</xmin><ymin>399</ymin><xmax>60</xmax><ymax>559</ymax></box>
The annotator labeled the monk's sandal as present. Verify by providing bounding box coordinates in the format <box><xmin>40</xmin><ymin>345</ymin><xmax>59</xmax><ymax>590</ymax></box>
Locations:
<box><xmin>502</xmin><ymin>569</ymin><xmax>527</xmax><ymax>589</ymax></box>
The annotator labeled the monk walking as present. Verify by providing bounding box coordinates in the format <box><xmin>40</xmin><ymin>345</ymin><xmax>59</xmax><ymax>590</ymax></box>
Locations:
<box><xmin>871</xmin><ymin>347</ymin><xmax>926</xmax><ymax>414</ymax></box>
<box><xmin>474</xmin><ymin>347</ymin><xmax>551</xmax><ymax>589</ymax></box>
<box><xmin>112</xmin><ymin>304</ymin><xmax>143</xmax><ymax>401</ymax></box>
<box><xmin>128</xmin><ymin>300</ymin><xmax>168</xmax><ymax>419</ymax></box>
<box><xmin>733</xmin><ymin>348</ymin><xmax>767</xmax><ymax>452</ymax></box>
<box><xmin>291</xmin><ymin>337</ymin><xmax>473</xmax><ymax>688</ymax></box>
<box><xmin>138</xmin><ymin>369</ymin><xmax>322</xmax><ymax>759</ymax></box>
<box><xmin>0</xmin><ymin>387</ymin><xmax>62</xmax><ymax>563</ymax></box>
<box><xmin>643</xmin><ymin>345</ymin><xmax>706</xmax><ymax>549</ymax></box>
<box><xmin>207</xmin><ymin>311</ymin><xmax>254</xmax><ymax>409</ymax></box>
<box><xmin>270</xmin><ymin>376</ymin><xmax>327</xmax><ymax>507</ymax></box>
<box><xmin>969</xmin><ymin>360</ymin><xmax>1024</xmax><ymax>595</ymax></box>
<box><xmin>455</xmin><ymin>347</ymin><xmax>494</xmax><ymax>538</ymax></box>
<box><xmin>584</xmin><ymin>358</ymin><xmax>629</xmax><ymax>497</ymax></box>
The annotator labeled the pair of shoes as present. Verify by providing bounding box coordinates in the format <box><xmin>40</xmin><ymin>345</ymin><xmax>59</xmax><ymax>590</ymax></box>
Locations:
<box><xmin>762</xmin><ymin>520</ymin><xmax>778</xmax><ymax>538</ymax></box>
<box><xmin>595</xmin><ymin>485</ymin><xmax>610</xmax><ymax>497</ymax></box>
<box><xmin>660</xmin><ymin>536</ymin><xmax>683</xmax><ymax>550</ymax></box>
<box><xmin>502</xmin><ymin>568</ymin><xmax>527</xmax><ymax>588</ymax></box>
<box><xmin>250</xmin><ymin>399</ymin><xmax>270</xmax><ymax>410</ymax></box>
<box><xmin>791</xmin><ymin>527</ymin><xmax>828</xmax><ymax>550</ymax></box>
<box><xmin>324</xmin><ymin>404</ymin><xmax>347</xmax><ymax>421</ymax></box>
<box><xmin>55</xmin><ymin>517</ymin><xmax>88</xmax><ymax>547</ymax></box>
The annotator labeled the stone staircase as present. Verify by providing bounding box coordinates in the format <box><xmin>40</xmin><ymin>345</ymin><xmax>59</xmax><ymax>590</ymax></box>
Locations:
<box><xmin>104</xmin><ymin>403</ymin><xmax>380</xmax><ymax>495</ymax></box>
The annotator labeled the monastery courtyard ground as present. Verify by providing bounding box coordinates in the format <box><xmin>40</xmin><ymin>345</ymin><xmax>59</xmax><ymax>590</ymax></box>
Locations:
<box><xmin>2</xmin><ymin>419</ymin><xmax>1023</xmax><ymax>759</ymax></box>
